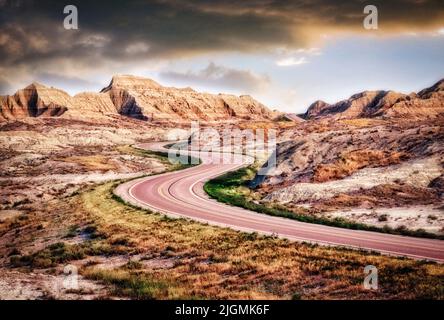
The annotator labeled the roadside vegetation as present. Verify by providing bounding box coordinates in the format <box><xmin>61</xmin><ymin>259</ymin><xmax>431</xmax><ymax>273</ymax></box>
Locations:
<box><xmin>17</xmin><ymin>181</ymin><xmax>444</xmax><ymax>299</ymax></box>
<box><xmin>116</xmin><ymin>145</ymin><xmax>200</xmax><ymax>171</ymax></box>
<box><xmin>4</xmin><ymin>145</ymin><xmax>443</xmax><ymax>299</ymax></box>
<box><xmin>204</xmin><ymin>167</ymin><xmax>444</xmax><ymax>240</ymax></box>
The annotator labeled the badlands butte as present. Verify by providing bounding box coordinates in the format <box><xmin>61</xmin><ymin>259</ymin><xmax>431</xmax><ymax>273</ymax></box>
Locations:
<box><xmin>0</xmin><ymin>75</ymin><xmax>444</xmax><ymax>299</ymax></box>
<box><xmin>0</xmin><ymin>75</ymin><xmax>276</xmax><ymax>122</ymax></box>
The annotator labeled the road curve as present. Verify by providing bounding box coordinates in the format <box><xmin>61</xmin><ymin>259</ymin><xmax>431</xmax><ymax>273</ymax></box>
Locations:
<box><xmin>115</xmin><ymin>142</ymin><xmax>444</xmax><ymax>262</ymax></box>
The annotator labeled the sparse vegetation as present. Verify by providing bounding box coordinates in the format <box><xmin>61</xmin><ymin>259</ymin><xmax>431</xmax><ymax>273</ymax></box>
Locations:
<box><xmin>1</xmin><ymin>127</ymin><xmax>443</xmax><ymax>300</ymax></box>
<box><xmin>204</xmin><ymin>167</ymin><xmax>444</xmax><ymax>240</ymax></box>
<box><xmin>72</xmin><ymin>181</ymin><xmax>443</xmax><ymax>299</ymax></box>
<box><xmin>117</xmin><ymin>145</ymin><xmax>200</xmax><ymax>171</ymax></box>
<box><xmin>11</xmin><ymin>174</ymin><xmax>441</xmax><ymax>299</ymax></box>
<box><xmin>83</xmin><ymin>268</ymin><xmax>191</xmax><ymax>299</ymax></box>
<box><xmin>313</xmin><ymin>150</ymin><xmax>408</xmax><ymax>182</ymax></box>
<box><xmin>64</xmin><ymin>224</ymin><xmax>80</xmax><ymax>238</ymax></box>
<box><xmin>9</xmin><ymin>240</ymin><xmax>128</xmax><ymax>269</ymax></box>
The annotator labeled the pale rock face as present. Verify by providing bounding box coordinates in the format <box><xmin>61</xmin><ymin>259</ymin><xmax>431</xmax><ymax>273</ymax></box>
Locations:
<box><xmin>304</xmin><ymin>79</ymin><xmax>444</xmax><ymax>120</ymax></box>
<box><xmin>383</xmin><ymin>80</ymin><xmax>444</xmax><ymax>118</ymax></box>
<box><xmin>101</xmin><ymin>74</ymin><xmax>163</xmax><ymax>91</ymax></box>
<box><xmin>0</xmin><ymin>75</ymin><xmax>276</xmax><ymax>122</ymax></box>
<box><xmin>0</xmin><ymin>83</ymin><xmax>71</xmax><ymax>121</ymax></box>
<box><xmin>100</xmin><ymin>75</ymin><xmax>276</xmax><ymax>121</ymax></box>
<box><xmin>265</xmin><ymin>157</ymin><xmax>443</xmax><ymax>203</ymax></box>
<box><xmin>70</xmin><ymin>92</ymin><xmax>116</xmax><ymax>115</ymax></box>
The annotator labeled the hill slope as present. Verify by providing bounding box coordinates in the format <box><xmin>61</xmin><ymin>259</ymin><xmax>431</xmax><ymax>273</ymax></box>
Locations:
<box><xmin>100</xmin><ymin>75</ymin><xmax>276</xmax><ymax>121</ymax></box>
<box><xmin>0</xmin><ymin>75</ymin><xmax>276</xmax><ymax>122</ymax></box>
<box><xmin>304</xmin><ymin>79</ymin><xmax>444</xmax><ymax>120</ymax></box>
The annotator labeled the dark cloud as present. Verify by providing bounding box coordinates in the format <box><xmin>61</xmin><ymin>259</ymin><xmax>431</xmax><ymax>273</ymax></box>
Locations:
<box><xmin>0</xmin><ymin>0</ymin><xmax>443</xmax><ymax>92</ymax></box>
<box><xmin>1</xmin><ymin>0</ymin><xmax>443</xmax><ymax>64</ymax></box>
<box><xmin>161</xmin><ymin>62</ymin><xmax>270</xmax><ymax>92</ymax></box>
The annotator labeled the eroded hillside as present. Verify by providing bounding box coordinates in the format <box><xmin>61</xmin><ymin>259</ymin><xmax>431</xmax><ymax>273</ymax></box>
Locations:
<box><xmin>303</xmin><ymin>79</ymin><xmax>444</xmax><ymax>120</ymax></box>
<box><xmin>0</xmin><ymin>75</ymin><xmax>278</xmax><ymax>122</ymax></box>
<box><xmin>253</xmin><ymin>117</ymin><xmax>444</xmax><ymax>234</ymax></box>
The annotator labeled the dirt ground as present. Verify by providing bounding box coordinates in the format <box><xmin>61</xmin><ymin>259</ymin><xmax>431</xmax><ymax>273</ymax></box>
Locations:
<box><xmin>0</xmin><ymin>117</ymin><xmax>443</xmax><ymax>299</ymax></box>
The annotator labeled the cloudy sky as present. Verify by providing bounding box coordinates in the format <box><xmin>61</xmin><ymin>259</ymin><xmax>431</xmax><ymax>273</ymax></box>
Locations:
<box><xmin>1</xmin><ymin>0</ymin><xmax>443</xmax><ymax>113</ymax></box>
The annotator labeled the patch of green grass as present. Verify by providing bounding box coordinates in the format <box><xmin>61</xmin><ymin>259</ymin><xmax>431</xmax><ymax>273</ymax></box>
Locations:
<box><xmin>64</xmin><ymin>224</ymin><xmax>80</xmax><ymax>238</ymax></box>
<box><xmin>83</xmin><ymin>269</ymin><xmax>190</xmax><ymax>299</ymax></box>
<box><xmin>9</xmin><ymin>240</ymin><xmax>128</xmax><ymax>269</ymax></box>
<box><xmin>142</xmin><ymin>149</ymin><xmax>199</xmax><ymax>170</ymax></box>
<box><xmin>10</xmin><ymin>242</ymin><xmax>85</xmax><ymax>268</ymax></box>
<box><xmin>111</xmin><ymin>192</ymin><xmax>150</xmax><ymax>211</ymax></box>
<box><xmin>117</xmin><ymin>144</ymin><xmax>200</xmax><ymax>171</ymax></box>
<box><xmin>124</xmin><ymin>260</ymin><xmax>143</xmax><ymax>270</ymax></box>
<box><xmin>204</xmin><ymin>166</ymin><xmax>444</xmax><ymax>240</ymax></box>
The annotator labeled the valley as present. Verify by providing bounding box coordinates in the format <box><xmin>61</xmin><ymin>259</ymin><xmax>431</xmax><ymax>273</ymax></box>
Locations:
<box><xmin>0</xmin><ymin>75</ymin><xmax>443</xmax><ymax>299</ymax></box>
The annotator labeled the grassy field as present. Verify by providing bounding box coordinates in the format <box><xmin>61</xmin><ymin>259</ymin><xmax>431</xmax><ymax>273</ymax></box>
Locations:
<box><xmin>10</xmin><ymin>180</ymin><xmax>443</xmax><ymax>299</ymax></box>
<box><xmin>203</xmin><ymin>167</ymin><xmax>444</xmax><ymax>240</ymax></box>
<box><xmin>7</xmin><ymin>146</ymin><xmax>444</xmax><ymax>299</ymax></box>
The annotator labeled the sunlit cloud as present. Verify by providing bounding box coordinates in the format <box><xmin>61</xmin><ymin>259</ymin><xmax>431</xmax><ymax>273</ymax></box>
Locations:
<box><xmin>274</xmin><ymin>47</ymin><xmax>321</xmax><ymax>67</ymax></box>
<box><xmin>276</xmin><ymin>57</ymin><xmax>308</xmax><ymax>67</ymax></box>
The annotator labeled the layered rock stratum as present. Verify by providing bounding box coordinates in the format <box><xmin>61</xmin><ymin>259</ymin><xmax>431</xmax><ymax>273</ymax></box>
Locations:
<box><xmin>0</xmin><ymin>83</ymin><xmax>71</xmax><ymax>121</ymax></box>
<box><xmin>303</xmin><ymin>79</ymin><xmax>444</xmax><ymax>120</ymax></box>
<box><xmin>0</xmin><ymin>75</ymin><xmax>276</xmax><ymax>122</ymax></box>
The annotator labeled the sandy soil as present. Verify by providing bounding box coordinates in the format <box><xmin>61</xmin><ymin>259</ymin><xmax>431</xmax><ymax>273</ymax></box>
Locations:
<box><xmin>0</xmin><ymin>269</ymin><xmax>107</xmax><ymax>300</ymax></box>
<box><xmin>265</xmin><ymin>157</ymin><xmax>443</xmax><ymax>203</ymax></box>
<box><xmin>325</xmin><ymin>205</ymin><xmax>444</xmax><ymax>233</ymax></box>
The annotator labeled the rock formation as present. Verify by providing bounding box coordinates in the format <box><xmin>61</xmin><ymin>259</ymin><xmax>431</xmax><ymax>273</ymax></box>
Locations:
<box><xmin>303</xmin><ymin>79</ymin><xmax>444</xmax><ymax>120</ymax></box>
<box><xmin>0</xmin><ymin>83</ymin><xmax>71</xmax><ymax>121</ymax></box>
<box><xmin>100</xmin><ymin>75</ymin><xmax>276</xmax><ymax>121</ymax></box>
<box><xmin>0</xmin><ymin>75</ymin><xmax>276</xmax><ymax>122</ymax></box>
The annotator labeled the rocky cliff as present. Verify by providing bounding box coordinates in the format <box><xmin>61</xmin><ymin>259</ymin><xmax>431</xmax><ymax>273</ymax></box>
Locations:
<box><xmin>303</xmin><ymin>79</ymin><xmax>444</xmax><ymax>120</ymax></box>
<box><xmin>100</xmin><ymin>75</ymin><xmax>276</xmax><ymax>121</ymax></box>
<box><xmin>0</xmin><ymin>75</ymin><xmax>276</xmax><ymax>122</ymax></box>
<box><xmin>0</xmin><ymin>83</ymin><xmax>71</xmax><ymax>121</ymax></box>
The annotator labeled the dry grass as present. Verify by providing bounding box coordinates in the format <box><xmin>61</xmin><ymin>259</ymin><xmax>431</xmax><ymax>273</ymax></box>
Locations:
<box><xmin>314</xmin><ymin>150</ymin><xmax>408</xmax><ymax>183</ymax></box>
<box><xmin>238</xmin><ymin>120</ymin><xmax>298</xmax><ymax>130</ymax></box>
<box><xmin>82</xmin><ymin>268</ymin><xmax>191</xmax><ymax>299</ymax></box>
<box><xmin>339</xmin><ymin>119</ymin><xmax>388</xmax><ymax>127</ymax></box>
<box><xmin>3</xmin><ymin>145</ymin><xmax>443</xmax><ymax>300</ymax></box>
<box><xmin>67</xmin><ymin>181</ymin><xmax>444</xmax><ymax>299</ymax></box>
<box><xmin>58</xmin><ymin>155</ymin><xmax>118</xmax><ymax>171</ymax></box>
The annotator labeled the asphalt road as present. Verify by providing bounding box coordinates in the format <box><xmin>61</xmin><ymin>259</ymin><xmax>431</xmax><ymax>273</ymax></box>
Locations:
<box><xmin>115</xmin><ymin>142</ymin><xmax>444</xmax><ymax>262</ymax></box>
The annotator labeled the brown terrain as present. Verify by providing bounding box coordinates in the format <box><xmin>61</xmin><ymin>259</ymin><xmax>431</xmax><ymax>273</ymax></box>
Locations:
<box><xmin>0</xmin><ymin>76</ymin><xmax>443</xmax><ymax>299</ymax></box>
<box><xmin>253</xmin><ymin>79</ymin><xmax>444</xmax><ymax>234</ymax></box>
<box><xmin>0</xmin><ymin>75</ymin><xmax>277</xmax><ymax>122</ymax></box>
<box><xmin>303</xmin><ymin>79</ymin><xmax>444</xmax><ymax>119</ymax></box>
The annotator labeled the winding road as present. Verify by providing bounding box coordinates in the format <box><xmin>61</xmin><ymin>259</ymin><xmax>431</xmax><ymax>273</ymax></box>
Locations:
<box><xmin>115</xmin><ymin>142</ymin><xmax>444</xmax><ymax>262</ymax></box>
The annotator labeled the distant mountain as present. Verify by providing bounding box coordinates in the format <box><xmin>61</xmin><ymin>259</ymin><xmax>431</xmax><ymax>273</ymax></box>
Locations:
<box><xmin>303</xmin><ymin>79</ymin><xmax>444</xmax><ymax>120</ymax></box>
<box><xmin>276</xmin><ymin>113</ymin><xmax>305</xmax><ymax>122</ymax></box>
<box><xmin>0</xmin><ymin>75</ymin><xmax>277</xmax><ymax>122</ymax></box>
<box><xmin>0</xmin><ymin>83</ymin><xmax>71</xmax><ymax>120</ymax></box>
<box><xmin>100</xmin><ymin>75</ymin><xmax>277</xmax><ymax>121</ymax></box>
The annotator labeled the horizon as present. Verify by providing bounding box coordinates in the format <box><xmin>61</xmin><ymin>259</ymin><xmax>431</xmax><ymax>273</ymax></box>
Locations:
<box><xmin>3</xmin><ymin>73</ymin><xmax>444</xmax><ymax>114</ymax></box>
<box><xmin>1</xmin><ymin>1</ymin><xmax>444</xmax><ymax>113</ymax></box>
